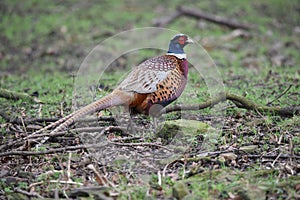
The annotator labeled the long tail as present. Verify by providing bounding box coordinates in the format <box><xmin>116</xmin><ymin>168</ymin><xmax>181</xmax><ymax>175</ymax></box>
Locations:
<box><xmin>34</xmin><ymin>90</ymin><xmax>129</xmax><ymax>135</ymax></box>
<box><xmin>32</xmin><ymin>113</ymin><xmax>75</xmax><ymax>135</ymax></box>
<box><xmin>50</xmin><ymin>91</ymin><xmax>128</xmax><ymax>134</ymax></box>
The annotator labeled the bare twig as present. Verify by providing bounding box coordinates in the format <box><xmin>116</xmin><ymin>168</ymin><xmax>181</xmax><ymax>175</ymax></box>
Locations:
<box><xmin>266</xmin><ymin>84</ymin><xmax>293</xmax><ymax>106</ymax></box>
<box><xmin>38</xmin><ymin>104</ymin><xmax>43</xmax><ymax>118</ymax></box>
<box><xmin>157</xmin><ymin>171</ymin><xmax>162</xmax><ymax>186</ymax></box>
<box><xmin>110</xmin><ymin>141</ymin><xmax>171</xmax><ymax>151</ymax></box>
<box><xmin>60</xmin><ymin>102</ymin><xmax>64</xmax><ymax>117</ymax></box>
<box><xmin>67</xmin><ymin>152</ymin><xmax>72</xmax><ymax>181</ymax></box>
<box><xmin>245</xmin><ymin>154</ymin><xmax>300</xmax><ymax>159</ymax></box>
<box><xmin>271</xmin><ymin>153</ymin><xmax>282</xmax><ymax>168</ymax></box>
<box><xmin>13</xmin><ymin>188</ymin><xmax>44</xmax><ymax>199</ymax></box>
<box><xmin>289</xmin><ymin>137</ymin><xmax>294</xmax><ymax>165</ymax></box>
<box><xmin>0</xmin><ymin>143</ymin><xmax>107</xmax><ymax>157</ymax></box>
<box><xmin>20</xmin><ymin>116</ymin><xmax>27</xmax><ymax>134</ymax></box>
<box><xmin>28</xmin><ymin>181</ymin><xmax>44</xmax><ymax>190</ymax></box>
<box><xmin>49</xmin><ymin>180</ymin><xmax>83</xmax><ymax>185</ymax></box>
<box><xmin>111</xmin><ymin>136</ymin><xmax>143</xmax><ymax>142</ymax></box>
<box><xmin>87</xmin><ymin>164</ymin><xmax>111</xmax><ymax>187</ymax></box>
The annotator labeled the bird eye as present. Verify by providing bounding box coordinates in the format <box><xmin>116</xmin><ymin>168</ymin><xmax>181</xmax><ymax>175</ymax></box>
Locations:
<box><xmin>178</xmin><ymin>36</ymin><xmax>186</xmax><ymax>45</ymax></box>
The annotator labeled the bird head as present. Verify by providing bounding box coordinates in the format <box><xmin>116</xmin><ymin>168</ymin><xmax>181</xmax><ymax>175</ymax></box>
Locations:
<box><xmin>167</xmin><ymin>34</ymin><xmax>193</xmax><ymax>57</ymax></box>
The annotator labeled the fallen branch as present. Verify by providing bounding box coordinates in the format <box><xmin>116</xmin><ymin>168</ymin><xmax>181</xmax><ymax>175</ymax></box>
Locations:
<box><xmin>162</xmin><ymin>94</ymin><xmax>225</xmax><ymax>114</ymax></box>
<box><xmin>177</xmin><ymin>6</ymin><xmax>255</xmax><ymax>30</ymax></box>
<box><xmin>226</xmin><ymin>93</ymin><xmax>300</xmax><ymax>117</ymax></box>
<box><xmin>162</xmin><ymin>92</ymin><xmax>300</xmax><ymax>117</ymax></box>
<box><xmin>154</xmin><ymin>6</ymin><xmax>255</xmax><ymax>30</ymax></box>
<box><xmin>0</xmin><ymin>88</ymin><xmax>42</xmax><ymax>103</ymax></box>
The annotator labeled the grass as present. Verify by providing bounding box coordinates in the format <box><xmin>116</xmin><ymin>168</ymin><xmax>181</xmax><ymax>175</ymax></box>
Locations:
<box><xmin>0</xmin><ymin>0</ymin><xmax>299</xmax><ymax>199</ymax></box>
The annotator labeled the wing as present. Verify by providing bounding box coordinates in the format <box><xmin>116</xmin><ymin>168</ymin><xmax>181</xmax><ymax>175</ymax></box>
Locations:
<box><xmin>117</xmin><ymin>55</ymin><xmax>178</xmax><ymax>93</ymax></box>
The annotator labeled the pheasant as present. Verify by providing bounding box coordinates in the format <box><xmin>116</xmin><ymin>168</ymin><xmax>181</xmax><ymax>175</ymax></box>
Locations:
<box><xmin>35</xmin><ymin>34</ymin><xmax>192</xmax><ymax>135</ymax></box>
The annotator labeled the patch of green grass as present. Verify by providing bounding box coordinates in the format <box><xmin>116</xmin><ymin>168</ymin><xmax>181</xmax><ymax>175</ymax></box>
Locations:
<box><xmin>162</xmin><ymin>169</ymin><xmax>298</xmax><ymax>199</ymax></box>
<box><xmin>0</xmin><ymin>71</ymin><xmax>73</xmax><ymax>122</ymax></box>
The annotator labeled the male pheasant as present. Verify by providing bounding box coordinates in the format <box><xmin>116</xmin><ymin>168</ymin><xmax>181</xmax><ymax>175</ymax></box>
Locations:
<box><xmin>35</xmin><ymin>34</ymin><xmax>192</xmax><ymax>134</ymax></box>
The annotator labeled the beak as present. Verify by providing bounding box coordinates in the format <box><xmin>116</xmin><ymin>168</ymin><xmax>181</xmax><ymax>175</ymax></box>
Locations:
<box><xmin>186</xmin><ymin>37</ymin><xmax>193</xmax><ymax>44</ymax></box>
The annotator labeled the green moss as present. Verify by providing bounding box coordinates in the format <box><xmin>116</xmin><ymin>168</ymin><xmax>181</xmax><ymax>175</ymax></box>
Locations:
<box><xmin>156</xmin><ymin>119</ymin><xmax>210</xmax><ymax>145</ymax></box>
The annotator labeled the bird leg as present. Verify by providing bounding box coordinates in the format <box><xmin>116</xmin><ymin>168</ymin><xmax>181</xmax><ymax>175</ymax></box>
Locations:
<box><xmin>149</xmin><ymin>104</ymin><xmax>166</xmax><ymax>132</ymax></box>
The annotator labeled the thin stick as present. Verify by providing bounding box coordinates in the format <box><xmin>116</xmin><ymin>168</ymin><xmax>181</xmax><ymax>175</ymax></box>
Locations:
<box><xmin>266</xmin><ymin>84</ymin><xmax>293</xmax><ymax>106</ymax></box>
<box><xmin>13</xmin><ymin>188</ymin><xmax>44</xmax><ymax>199</ymax></box>
<box><xmin>38</xmin><ymin>104</ymin><xmax>43</xmax><ymax>118</ymax></box>
<box><xmin>110</xmin><ymin>141</ymin><xmax>171</xmax><ymax>151</ymax></box>
<box><xmin>0</xmin><ymin>143</ymin><xmax>107</xmax><ymax>157</ymax></box>
<box><xmin>87</xmin><ymin>164</ymin><xmax>109</xmax><ymax>187</ymax></box>
<box><xmin>271</xmin><ymin>153</ymin><xmax>282</xmax><ymax>168</ymax></box>
<box><xmin>20</xmin><ymin>116</ymin><xmax>28</xmax><ymax>135</ymax></box>
<box><xmin>157</xmin><ymin>171</ymin><xmax>162</xmax><ymax>186</ymax></box>
<box><xmin>49</xmin><ymin>180</ymin><xmax>83</xmax><ymax>185</ymax></box>
<box><xmin>245</xmin><ymin>154</ymin><xmax>300</xmax><ymax>159</ymax></box>
<box><xmin>67</xmin><ymin>152</ymin><xmax>72</xmax><ymax>181</ymax></box>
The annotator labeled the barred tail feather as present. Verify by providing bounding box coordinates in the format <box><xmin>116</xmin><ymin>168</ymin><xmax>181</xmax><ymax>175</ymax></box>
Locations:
<box><xmin>32</xmin><ymin>113</ymin><xmax>75</xmax><ymax>135</ymax></box>
<box><xmin>50</xmin><ymin>91</ymin><xmax>128</xmax><ymax>134</ymax></box>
